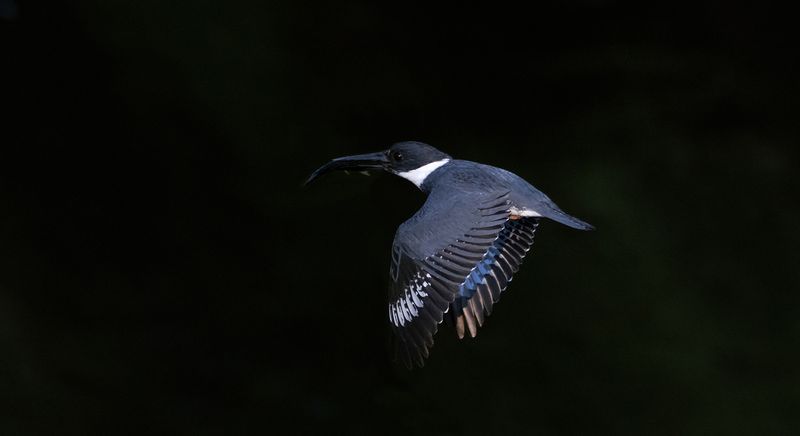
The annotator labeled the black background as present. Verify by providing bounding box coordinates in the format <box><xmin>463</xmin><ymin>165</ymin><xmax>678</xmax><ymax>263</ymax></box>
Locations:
<box><xmin>2</xmin><ymin>2</ymin><xmax>798</xmax><ymax>435</ymax></box>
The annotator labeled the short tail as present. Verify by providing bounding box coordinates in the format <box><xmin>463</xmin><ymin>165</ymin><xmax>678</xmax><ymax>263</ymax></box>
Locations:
<box><xmin>542</xmin><ymin>207</ymin><xmax>594</xmax><ymax>231</ymax></box>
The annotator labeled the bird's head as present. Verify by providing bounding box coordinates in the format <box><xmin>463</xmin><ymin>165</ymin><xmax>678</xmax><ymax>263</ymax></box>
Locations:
<box><xmin>305</xmin><ymin>141</ymin><xmax>452</xmax><ymax>187</ymax></box>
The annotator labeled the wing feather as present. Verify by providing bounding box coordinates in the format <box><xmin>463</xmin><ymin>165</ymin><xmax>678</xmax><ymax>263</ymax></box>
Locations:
<box><xmin>388</xmin><ymin>191</ymin><xmax>540</xmax><ymax>368</ymax></box>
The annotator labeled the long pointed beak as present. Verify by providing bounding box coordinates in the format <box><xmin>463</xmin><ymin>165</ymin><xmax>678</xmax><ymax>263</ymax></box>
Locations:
<box><xmin>304</xmin><ymin>151</ymin><xmax>389</xmax><ymax>185</ymax></box>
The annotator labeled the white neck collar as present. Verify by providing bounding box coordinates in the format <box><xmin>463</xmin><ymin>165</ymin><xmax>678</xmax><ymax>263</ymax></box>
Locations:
<box><xmin>396</xmin><ymin>159</ymin><xmax>450</xmax><ymax>188</ymax></box>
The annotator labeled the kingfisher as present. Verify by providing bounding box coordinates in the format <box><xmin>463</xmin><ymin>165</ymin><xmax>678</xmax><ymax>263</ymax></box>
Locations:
<box><xmin>306</xmin><ymin>141</ymin><xmax>593</xmax><ymax>368</ymax></box>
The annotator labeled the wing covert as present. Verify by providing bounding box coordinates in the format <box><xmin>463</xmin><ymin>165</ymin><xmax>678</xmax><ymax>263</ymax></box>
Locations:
<box><xmin>387</xmin><ymin>191</ymin><xmax>540</xmax><ymax>368</ymax></box>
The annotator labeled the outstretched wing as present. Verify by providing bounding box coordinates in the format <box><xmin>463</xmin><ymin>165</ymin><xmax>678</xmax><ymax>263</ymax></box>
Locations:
<box><xmin>387</xmin><ymin>191</ymin><xmax>540</xmax><ymax>368</ymax></box>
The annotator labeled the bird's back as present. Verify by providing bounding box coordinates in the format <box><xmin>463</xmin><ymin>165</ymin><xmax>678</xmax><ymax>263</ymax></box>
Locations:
<box><xmin>420</xmin><ymin>160</ymin><xmax>593</xmax><ymax>231</ymax></box>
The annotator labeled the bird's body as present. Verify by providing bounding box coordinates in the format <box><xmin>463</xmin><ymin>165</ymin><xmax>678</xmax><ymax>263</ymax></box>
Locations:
<box><xmin>306</xmin><ymin>141</ymin><xmax>593</xmax><ymax>368</ymax></box>
<box><xmin>415</xmin><ymin>159</ymin><xmax>593</xmax><ymax>230</ymax></box>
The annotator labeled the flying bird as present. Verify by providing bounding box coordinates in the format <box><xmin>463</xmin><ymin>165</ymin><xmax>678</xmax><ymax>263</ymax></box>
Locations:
<box><xmin>306</xmin><ymin>141</ymin><xmax>593</xmax><ymax>368</ymax></box>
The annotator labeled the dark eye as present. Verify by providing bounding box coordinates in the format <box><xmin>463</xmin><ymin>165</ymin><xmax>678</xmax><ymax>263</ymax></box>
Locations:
<box><xmin>392</xmin><ymin>151</ymin><xmax>404</xmax><ymax>161</ymax></box>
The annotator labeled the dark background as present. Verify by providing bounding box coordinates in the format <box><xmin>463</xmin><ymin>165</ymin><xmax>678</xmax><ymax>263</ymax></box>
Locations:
<box><xmin>2</xmin><ymin>1</ymin><xmax>798</xmax><ymax>434</ymax></box>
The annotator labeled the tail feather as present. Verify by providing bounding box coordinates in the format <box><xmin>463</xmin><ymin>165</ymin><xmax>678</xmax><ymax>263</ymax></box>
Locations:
<box><xmin>539</xmin><ymin>205</ymin><xmax>594</xmax><ymax>231</ymax></box>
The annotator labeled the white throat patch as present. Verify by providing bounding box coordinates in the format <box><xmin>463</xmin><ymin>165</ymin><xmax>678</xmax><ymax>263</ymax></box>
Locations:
<box><xmin>396</xmin><ymin>159</ymin><xmax>450</xmax><ymax>188</ymax></box>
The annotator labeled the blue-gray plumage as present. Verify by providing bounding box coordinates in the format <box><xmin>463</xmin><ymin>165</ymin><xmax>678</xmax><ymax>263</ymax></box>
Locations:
<box><xmin>306</xmin><ymin>141</ymin><xmax>593</xmax><ymax>368</ymax></box>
